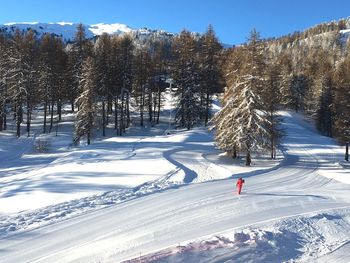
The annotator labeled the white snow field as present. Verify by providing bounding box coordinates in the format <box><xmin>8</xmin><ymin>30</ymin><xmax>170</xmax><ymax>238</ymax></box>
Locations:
<box><xmin>0</xmin><ymin>110</ymin><xmax>350</xmax><ymax>263</ymax></box>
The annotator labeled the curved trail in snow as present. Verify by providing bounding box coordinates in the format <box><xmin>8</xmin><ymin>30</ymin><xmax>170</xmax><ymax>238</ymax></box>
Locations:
<box><xmin>1</xmin><ymin>112</ymin><xmax>350</xmax><ymax>263</ymax></box>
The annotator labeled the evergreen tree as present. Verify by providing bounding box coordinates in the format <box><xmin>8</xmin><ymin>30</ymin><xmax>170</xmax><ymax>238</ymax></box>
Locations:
<box><xmin>70</xmin><ymin>23</ymin><xmax>92</xmax><ymax>112</ymax></box>
<box><xmin>173</xmin><ymin>30</ymin><xmax>202</xmax><ymax>130</ymax></box>
<box><xmin>22</xmin><ymin>30</ymin><xmax>39</xmax><ymax>137</ymax></box>
<box><xmin>7</xmin><ymin>30</ymin><xmax>30</xmax><ymax>137</ymax></box>
<box><xmin>74</xmin><ymin>57</ymin><xmax>96</xmax><ymax>145</ymax></box>
<box><xmin>133</xmin><ymin>46</ymin><xmax>152</xmax><ymax>126</ymax></box>
<box><xmin>94</xmin><ymin>33</ymin><xmax>112</xmax><ymax>136</ymax></box>
<box><xmin>265</xmin><ymin>63</ymin><xmax>283</xmax><ymax>159</ymax></box>
<box><xmin>119</xmin><ymin>35</ymin><xmax>134</xmax><ymax>134</ymax></box>
<box><xmin>0</xmin><ymin>33</ymin><xmax>9</xmax><ymax>131</ymax></box>
<box><xmin>199</xmin><ymin>25</ymin><xmax>224</xmax><ymax>125</ymax></box>
<box><xmin>212</xmin><ymin>29</ymin><xmax>270</xmax><ymax>166</ymax></box>
<box><xmin>334</xmin><ymin>55</ymin><xmax>350</xmax><ymax>161</ymax></box>
<box><xmin>38</xmin><ymin>34</ymin><xmax>66</xmax><ymax>134</ymax></box>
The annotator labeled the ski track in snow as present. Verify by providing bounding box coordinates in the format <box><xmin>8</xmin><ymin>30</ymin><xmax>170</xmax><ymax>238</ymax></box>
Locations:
<box><xmin>0</xmin><ymin>111</ymin><xmax>350</xmax><ymax>262</ymax></box>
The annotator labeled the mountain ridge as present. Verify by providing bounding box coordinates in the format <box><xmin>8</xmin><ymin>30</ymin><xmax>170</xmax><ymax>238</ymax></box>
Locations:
<box><xmin>0</xmin><ymin>21</ymin><xmax>173</xmax><ymax>41</ymax></box>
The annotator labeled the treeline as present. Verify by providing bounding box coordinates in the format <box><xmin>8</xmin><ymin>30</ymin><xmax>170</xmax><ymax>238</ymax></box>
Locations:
<box><xmin>266</xmin><ymin>18</ymin><xmax>348</xmax><ymax>45</ymax></box>
<box><xmin>0</xmin><ymin>24</ymin><xmax>224</xmax><ymax>144</ymax></box>
<box><xmin>214</xmin><ymin>26</ymin><xmax>350</xmax><ymax>165</ymax></box>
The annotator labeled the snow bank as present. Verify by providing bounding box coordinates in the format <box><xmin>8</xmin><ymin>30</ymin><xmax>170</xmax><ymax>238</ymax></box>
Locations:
<box><xmin>130</xmin><ymin>208</ymin><xmax>350</xmax><ymax>263</ymax></box>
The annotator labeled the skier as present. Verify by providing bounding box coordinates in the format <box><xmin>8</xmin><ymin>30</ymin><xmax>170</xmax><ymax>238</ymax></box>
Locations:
<box><xmin>236</xmin><ymin>177</ymin><xmax>245</xmax><ymax>195</ymax></box>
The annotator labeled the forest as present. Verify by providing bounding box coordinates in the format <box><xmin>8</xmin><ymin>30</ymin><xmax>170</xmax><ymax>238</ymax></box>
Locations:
<box><xmin>0</xmin><ymin>19</ymin><xmax>349</xmax><ymax>164</ymax></box>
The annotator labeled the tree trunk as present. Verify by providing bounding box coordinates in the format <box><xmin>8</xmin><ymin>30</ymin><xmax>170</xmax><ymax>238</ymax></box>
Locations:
<box><xmin>57</xmin><ymin>99</ymin><xmax>62</xmax><ymax>121</ymax></box>
<box><xmin>148</xmin><ymin>90</ymin><xmax>153</xmax><ymax>122</ymax></box>
<box><xmin>126</xmin><ymin>92</ymin><xmax>130</xmax><ymax>128</ymax></box>
<box><xmin>346</xmin><ymin>142</ymin><xmax>349</xmax><ymax>162</ymax></box>
<box><xmin>157</xmin><ymin>85</ymin><xmax>161</xmax><ymax>124</ymax></box>
<box><xmin>13</xmin><ymin>104</ymin><xmax>16</xmax><ymax>121</ymax></box>
<box><xmin>140</xmin><ymin>85</ymin><xmax>144</xmax><ymax>127</ymax></box>
<box><xmin>205</xmin><ymin>92</ymin><xmax>210</xmax><ymax>125</ymax></box>
<box><xmin>271</xmin><ymin>138</ymin><xmax>274</xmax><ymax>159</ymax></box>
<box><xmin>70</xmin><ymin>87</ymin><xmax>75</xmax><ymax>113</ymax></box>
<box><xmin>199</xmin><ymin>94</ymin><xmax>203</xmax><ymax>122</ymax></box>
<box><xmin>114</xmin><ymin>97</ymin><xmax>118</xmax><ymax>131</ymax></box>
<box><xmin>43</xmin><ymin>99</ymin><xmax>48</xmax><ymax>133</ymax></box>
<box><xmin>120</xmin><ymin>92</ymin><xmax>124</xmax><ymax>136</ymax></box>
<box><xmin>106</xmin><ymin>97</ymin><xmax>112</xmax><ymax>126</ymax></box>
<box><xmin>186</xmin><ymin>106</ymin><xmax>191</xmax><ymax>130</ymax></box>
<box><xmin>71</xmin><ymin>97</ymin><xmax>75</xmax><ymax>113</ymax></box>
<box><xmin>232</xmin><ymin>146</ymin><xmax>237</xmax><ymax>159</ymax></box>
<box><xmin>3</xmin><ymin>104</ymin><xmax>6</xmax><ymax>130</ymax></box>
<box><xmin>16</xmin><ymin>102</ymin><xmax>22</xmax><ymax>138</ymax></box>
<box><xmin>245</xmin><ymin>150</ymin><xmax>251</xmax><ymax>166</ymax></box>
<box><xmin>87</xmin><ymin>130</ymin><xmax>91</xmax><ymax>145</ymax></box>
<box><xmin>26</xmin><ymin>103</ymin><xmax>31</xmax><ymax>137</ymax></box>
<box><xmin>102</xmin><ymin>99</ymin><xmax>106</xmax><ymax>137</ymax></box>
<box><xmin>0</xmin><ymin>104</ymin><xmax>3</xmax><ymax>131</ymax></box>
<box><xmin>153</xmin><ymin>96</ymin><xmax>157</xmax><ymax>124</ymax></box>
<box><xmin>49</xmin><ymin>99</ymin><xmax>54</xmax><ymax>133</ymax></box>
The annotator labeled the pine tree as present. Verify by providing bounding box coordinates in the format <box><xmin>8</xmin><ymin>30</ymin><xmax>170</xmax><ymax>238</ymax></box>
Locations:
<box><xmin>151</xmin><ymin>40</ymin><xmax>168</xmax><ymax>124</ymax></box>
<box><xmin>334</xmin><ymin>55</ymin><xmax>350</xmax><ymax>161</ymax></box>
<box><xmin>200</xmin><ymin>25</ymin><xmax>224</xmax><ymax>125</ymax></box>
<box><xmin>38</xmin><ymin>34</ymin><xmax>66</xmax><ymax>134</ymax></box>
<box><xmin>289</xmin><ymin>74</ymin><xmax>309</xmax><ymax>112</ymax></box>
<box><xmin>70</xmin><ymin>23</ymin><xmax>92</xmax><ymax>112</ymax></box>
<box><xmin>7</xmin><ymin>30</ymin><xmax>30</xmax><ymax>137</ymax></box>
<box><xmin>22</xmin><ymin>30</ymin><xmax>39</xmax><ymax>137</ymax></box>
<box><xmin>94</xmin><ymin>33</ymin><xmax>112</xmax><ymax>137</ymax></box>
<box><xmin>265</xmin><ymin>62</ymin><xmax>283</xmax><ymax>159</ymax></box>
<box><xmin>133</xmin><ymin>46</ymin><xmax>152</xmax><ymax>126</ymax></box>
<box><xmin>119</xmin><ymin>35</ymin><xmax>134</xmax><ymax>134</ymax></box>
<box><xmin>212</xmin><ymin>29</ymin><xmax>270</xmax><ymax>166</ymax></box>
<box><xmin>74</xmin><ymin>57</ymin><xmax>96</xmax><ymax>145</ymax></box>
<box><xmin>173</xmin><ymin>30</ymin><xmax>202</xmax><ymax>130</ymax></box>
<box><xmin>0</xmin><ymin>33</ymin><xmax>9</xmax><ymax>131</ymax></box>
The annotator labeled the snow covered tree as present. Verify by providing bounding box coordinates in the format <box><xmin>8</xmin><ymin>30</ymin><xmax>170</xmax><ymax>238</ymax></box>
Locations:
<box><xmin>213</xmin><ymin>76</ymin><xmax>270</xmax><ymax>166</ymax></box>
<box><xmin>69</xmin><ymin>24</ymin><xmax>92</xmax><ymax>112</ymax></box>
<box><xmin>74</xmin><ymin>57</ymin><xmax>96</xmax><ymax>145</ymax></box>
<box><xmin>212</xmin><ymin>29</ymin><xmax>270</xmax><ymax>166</ymax></box>
<box><xmin>7</xmin><ymin>30</ymin><xmax>31</xmax><ymax>137</ymax></box>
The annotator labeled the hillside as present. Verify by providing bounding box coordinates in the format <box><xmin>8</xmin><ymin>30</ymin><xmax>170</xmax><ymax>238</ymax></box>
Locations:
<box><xmin>0</xmin><ymin>22</ymin><xmax>174</xmax><ymax>42</ymax></box>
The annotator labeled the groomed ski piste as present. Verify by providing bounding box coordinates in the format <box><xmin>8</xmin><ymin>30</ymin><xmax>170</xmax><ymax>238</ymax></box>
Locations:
<box><xmin>0</xmin><ymin>100</ymin><xmax>350</xmax><ymax>262</ymax></box>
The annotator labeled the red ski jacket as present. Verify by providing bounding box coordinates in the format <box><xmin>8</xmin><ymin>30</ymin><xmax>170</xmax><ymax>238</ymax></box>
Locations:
<box><xmin>236</xmin><ymin>178</ymin><xmax>245</xmax><ymax>187</ymax></box>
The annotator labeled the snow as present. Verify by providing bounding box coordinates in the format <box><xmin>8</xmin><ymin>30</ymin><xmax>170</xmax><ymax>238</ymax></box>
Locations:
<box><xmin>89</xmin><ymin>23</ymin><xmax>133</xmax><ymax>35</ymax></box>
<box><xmin>0</xmin><ymin>22</ymin><xmax>134</xmax><ymax>41</ymax></box>
<box><xmin>4</xmin><ymin>22</ymin><xmax>40</xmax><ymax>25</ymax></box>
<box><xmin>0</xmin><ymin>105</ymin><xmax>350</xmax><ymax>262</ymax></box>
<box><xmin>0</xmin><ymin>22</ymin><xmax>146</xmax><ymax>41</ymax></box>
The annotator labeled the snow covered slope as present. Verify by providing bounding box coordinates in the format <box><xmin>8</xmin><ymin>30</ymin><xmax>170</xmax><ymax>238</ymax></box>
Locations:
<box><xmin>0</xmin><ymin>22</ymin><xmax>172</xmax><ymax>41</ymax></box>
<box><xmin>0</xmin><ymin>111</ymin><xmax>350</xmax><ymax>262</ymax></box>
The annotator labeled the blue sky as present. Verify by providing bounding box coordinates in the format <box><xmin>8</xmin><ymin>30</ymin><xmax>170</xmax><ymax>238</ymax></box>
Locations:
<box><xmin>1</xmin><ymin>0</ymin><xmax>350</xmax><ymax>44</ymax></box>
